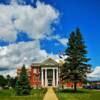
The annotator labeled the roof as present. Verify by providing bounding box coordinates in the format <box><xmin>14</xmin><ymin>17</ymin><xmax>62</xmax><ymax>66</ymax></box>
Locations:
<box><xmin>41</xmin><ymin>58</ymin><xmax>58</xmax><ymax>65</ymax></box>
<box><xmin>31</xmin><ymin>58</ymin><xmax>60</xmax><ymax>67</ymax></box>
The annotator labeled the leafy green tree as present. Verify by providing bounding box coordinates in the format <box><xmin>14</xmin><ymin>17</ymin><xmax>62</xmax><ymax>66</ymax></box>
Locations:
<box><xmin>10</xmin><ymin>77</ymin><xmax>17</xmax><ymax>88</ymax></box>
<box><xmin>0</xmin><ymin>75</ymin><xmax>7</xmax><ymax>88</ymax></box>
<box><xmin>61</xmin><ymin>28</ymin><xmax>91</xmax><ymax>92</ymax></box>
<box><xmin>6</xmin><ymin>75</ymin><xmax>11</xmax><ymax>88</ymax></box>
<box><xmin>15</xmin><ymin>65</ymin><xmax>31</xmax><ymax>95</ymax></box>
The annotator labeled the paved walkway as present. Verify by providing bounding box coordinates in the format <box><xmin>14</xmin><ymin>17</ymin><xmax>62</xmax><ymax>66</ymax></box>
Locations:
<box><xmin>43</xmin><ymin>87</ymin><xmax>58</xmax><ymax>100</ymax></box>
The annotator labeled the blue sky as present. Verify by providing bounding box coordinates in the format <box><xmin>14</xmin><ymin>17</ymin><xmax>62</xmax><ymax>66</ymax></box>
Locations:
<box><xmin>43</xmin><ymin>0</ymin><xmax>100</xmax><ymax>68</ymax></box>
<box><xmin>0</xmin><ymin>0</ymin><xmax>100</xmax><ymax>79</ymax></box>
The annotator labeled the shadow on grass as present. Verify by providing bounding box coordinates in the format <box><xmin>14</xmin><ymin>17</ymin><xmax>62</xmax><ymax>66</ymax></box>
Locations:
<box><xmin>59</xmin><ymin>89</ymin><xmax>90</xmax><ymax>94</ymax></box>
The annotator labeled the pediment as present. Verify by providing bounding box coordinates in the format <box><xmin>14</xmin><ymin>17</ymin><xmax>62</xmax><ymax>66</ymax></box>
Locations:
<box><xmin>41</xmin><ymin>58</ymin><xmax>58</xmax><ymax>66</ymax></box>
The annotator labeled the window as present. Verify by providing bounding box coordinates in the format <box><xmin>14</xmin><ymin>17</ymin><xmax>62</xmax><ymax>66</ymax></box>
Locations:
<box><xmin>34</xmin><ymin>75</ymin><xmax>37</xmax><ymax>81</ymax></box>
<box><xmin>34</xmin><ymin>68</ymin><xmax>36</xmax><ymax>73</ymax></box>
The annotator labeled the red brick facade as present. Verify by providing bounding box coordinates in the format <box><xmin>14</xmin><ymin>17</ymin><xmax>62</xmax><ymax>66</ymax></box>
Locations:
<box><xmin>29</xmin><ymin>66</ymin><xmax>41</xmax><ymax>88</ymax></box>
<box><xmin>66</xmin><ymin>82</ymin><xmax>82</xmax><ymax>88</ymax></box>
<box><xmin>29</xmin><ymin>66</ymin><xmax>82</xmax><ymax>88</ymax></box>
<box><xmin>17</xmin><ymin>58</ymin><xmax>83</xmax><ymax>88</ymax></box>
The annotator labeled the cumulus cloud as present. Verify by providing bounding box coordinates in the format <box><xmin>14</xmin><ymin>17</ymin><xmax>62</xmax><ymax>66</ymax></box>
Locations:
<box><xmin>0</xmin><ymin>41</ymin><xmax>46</xmax><ymax>76</ymax></box>
<box><xmin>87</xmin><ymin>66</ymin><xmax>100</xmax><ymax>81</ymax></box>
<box><xmin>0</xmin><ymin>41</ymin><xmax>62</xmax><ymax>76</ymax></box>
<box><xmin>0</xmin><ymin>0</ymin><xmax>67</xmax><ymax>77</ymax></box>
<box><xmin>11</xmin><ymin>0</ymin><xmax>34</xmax><ymax>5</ymax></box>
<box><xmin>0</xmin><ymin>69</ymin><xmax>17</xmax><ymax>77</ymax></box>
<box><xmin>0</xmin><ymin>0</ymin><xmax>59</xmax><ymax>41</ymax></box>
<box><xmin>0</xmin><ymin>41</ymin><xmax>48</xmax><ymax>69</ymax></box>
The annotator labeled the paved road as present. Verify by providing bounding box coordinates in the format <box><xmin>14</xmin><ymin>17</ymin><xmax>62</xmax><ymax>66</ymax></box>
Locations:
<box><xmin>43</xmin><ymin>87</ymin><xmax>58</xmax><ymax>100</ymax></box>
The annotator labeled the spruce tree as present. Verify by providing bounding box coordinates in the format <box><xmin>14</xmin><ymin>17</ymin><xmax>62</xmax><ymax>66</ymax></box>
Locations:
<box><xmin>61</xmin><ymin>28</ymin><xmax>91</xmax><ymax>92</ymax></box>
<box><xmin>15</xmin><ymin>65</ymin><xmax>31</xmax><ymax>95</ymax></box>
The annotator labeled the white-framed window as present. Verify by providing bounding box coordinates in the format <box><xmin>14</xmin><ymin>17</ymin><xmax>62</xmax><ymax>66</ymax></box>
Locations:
<box><xmin>34</xmin><ymin>68</ymin><xmax>37</xmax><ymax>73</ymax></box>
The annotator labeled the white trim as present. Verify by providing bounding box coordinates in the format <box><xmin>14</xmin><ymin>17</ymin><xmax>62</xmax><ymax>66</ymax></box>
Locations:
<box><xmin>41</xmin><ymin>69</ymin><xmax>44</xmax><ymax>87</ymax></box>
<box><xmin>42</xmin><ymin>67</ymin><xmax>58</xmax><ymax>70</ymax></box>
<box><xmin>41</xmin><ymin>67</ymin><xmax>59</xmax><ymax>87</ymax></box>
<box><xmin>53</xmin><ymin>68</ymin><xmax>55</xmax><ymax>87</ymax></box>
<box><xmin>56</xmin><ymin>68</ymin><xmax>59</xmax><ymax>87</ymax></box>
<box><xmin>45</xmin><ymin>69</ymin><xmax>47</xmax><ymax>87</ymax></box>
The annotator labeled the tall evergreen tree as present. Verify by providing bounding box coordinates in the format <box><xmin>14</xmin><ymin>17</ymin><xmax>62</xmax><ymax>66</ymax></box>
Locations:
<box><xmin>15</xmin><ymin>65</ymin><xmax>31</xmax><ymax>95</ymax></box>
<box><xmin>61</xmin><ymin>28</ymin><xmax>91</xmax><ymax>92</ymax></box>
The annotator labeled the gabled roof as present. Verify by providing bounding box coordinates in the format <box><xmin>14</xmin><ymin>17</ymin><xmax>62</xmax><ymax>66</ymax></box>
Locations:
<box><xmin>41</xmin><ymin>58</ymin><xmax>59</xmax><ymax>66</ymax></box>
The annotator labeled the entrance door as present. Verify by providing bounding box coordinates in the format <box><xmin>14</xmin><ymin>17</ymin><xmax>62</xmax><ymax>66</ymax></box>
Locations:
<box><xmin>47</xmin><ymin>69</ymin><xmax>53</xmax><ymax>86</ymax></box>
<box><xmin>48</xmin><ymin>79</ymin><xmax>52</xmax><ymax>86</ymax></box>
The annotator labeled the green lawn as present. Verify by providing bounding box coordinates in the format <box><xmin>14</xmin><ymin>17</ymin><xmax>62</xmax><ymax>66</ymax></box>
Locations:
<box><xmin>56</xmin><ymin>89</ymin><xmax>100</xmax><ymax>100</ymax></box>
<box><xmin>0</xmin><ymin>88</ymin><xmax>46</xmax><ymax>100</ymax></box>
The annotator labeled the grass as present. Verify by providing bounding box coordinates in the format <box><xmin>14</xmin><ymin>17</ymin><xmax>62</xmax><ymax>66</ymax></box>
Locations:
<box><xmin>56</xmin><ymin>88</ymin><xmax>100</xmax><ymax>100</ymax></box>
<box><xmin>0</xmin><ymin>88</ymin><xmax>47</xmax><ymax>100</ymax></box>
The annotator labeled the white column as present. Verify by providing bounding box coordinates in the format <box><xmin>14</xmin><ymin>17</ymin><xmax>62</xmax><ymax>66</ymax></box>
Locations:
<box><xmin>56</xmin><ymin>68</ymin><xmax>58</xmax><ymax>87</ymax></box>
<box><xmin>45</xmin><ymin>69</ymin><xmax>47</xmax><ymax>87</ymax></box>
<box><xmin>41</xmin><ymin>68</ymin><xmax>44</xmax><ymax>87</ymax></box>
<box><xmin>53</xmin><ymin>68</ymin><xmax>55</xmax><ymax>87</ymax></box>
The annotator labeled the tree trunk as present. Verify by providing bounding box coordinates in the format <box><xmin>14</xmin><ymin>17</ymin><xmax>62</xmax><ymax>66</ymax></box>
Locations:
<box><xmin>61</xmin><ymin>83</ymin><xmax>64</xmax><ymax>89</ymax></box>
<box><xmin>73</xmin><ymin>82</ymin><xmax>77</xmax><ymax>92</ymax></box>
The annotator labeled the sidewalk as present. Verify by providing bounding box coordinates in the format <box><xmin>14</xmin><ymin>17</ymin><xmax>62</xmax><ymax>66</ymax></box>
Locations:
<box><xmin>43</xmin><ymin>87</ymin><xmax>58</xmax><ymax>100</ymax></box>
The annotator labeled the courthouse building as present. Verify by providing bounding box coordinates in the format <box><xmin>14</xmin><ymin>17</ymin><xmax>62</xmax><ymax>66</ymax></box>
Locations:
<box><xmin>17</xmin><ymin>58</ymin><xmax>82</xmax><ymax>88</ymax></box>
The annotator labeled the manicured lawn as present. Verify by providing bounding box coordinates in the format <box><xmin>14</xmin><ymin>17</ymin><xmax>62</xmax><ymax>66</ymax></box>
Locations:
<box><xmin>0</xmin><ymin>88</ymin><xmax>46</xmax><ymax>100</ymax></box>
<box><xmin>56</xmin><ymin>89</ymin><xmax>100</xmax><ymax>100</ymax></box>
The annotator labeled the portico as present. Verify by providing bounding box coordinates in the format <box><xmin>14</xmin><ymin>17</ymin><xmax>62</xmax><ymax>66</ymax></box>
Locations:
<box><xmin>40</xmin><ymin>58</ymin><xmax>60</xmax><ymax>87</ymax></box>
<box><xmin>41</xmin><ymin>67</ymin><xmax>59</xmax><ymax>87</ymax></box>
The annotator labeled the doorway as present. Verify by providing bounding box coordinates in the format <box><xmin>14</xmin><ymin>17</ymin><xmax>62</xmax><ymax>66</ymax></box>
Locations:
<box><xmin>47</xmin><ymin>69</ymin><xmax>53</xmax><ymax>86</ymax></box>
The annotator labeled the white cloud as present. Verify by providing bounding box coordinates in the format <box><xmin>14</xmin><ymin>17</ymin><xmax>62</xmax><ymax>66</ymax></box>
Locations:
<box><xmin>87</xmin><ymin>66</ymin><xmax>100</xmax><ymax>81</ymax></box>
<box><xmin>46</xmin><ymin>35</ymin><xmax>68</xmax><ymax>46</ymax></box>
<box><xmin>0</xmin><ymin>0</ymin><xmax>67</xmax><ymax>77</ymax></box>
<box><xmin>0</xmin><ymin>41</ymin><xmax>47</xmax><ymax>69</ymax></box>
<box><xmin>11</xmin><ymin>0</ymin><xmax>34</xmax><ymax>5</ymax></box>
<box><xmin>0</xmin><ymin>69</ymin><xmax>17</xmax><ymax>77</ymax></box>
<box><xmin>0</xmin><ymin>41</ymin><xmax>61</xmax><ymax>76</ymax></box>
<box><xmin>57</xmin><ymin>38</ymin><xmax>68</xmax><ymax>46</ymax></box>
<box><xmin>0</xmin><ymin>41</ymin><xmax>47</xmax><ymax>76</ymax></box>
<box><xmin>0</xmin><ymin>1</ymin><xmax>59</xmax><ymax>41</ymax></box>
<box><xmin>51</xmin><ymin>35</ymin><xmax>68</xmax><ymax>46</ymax></box>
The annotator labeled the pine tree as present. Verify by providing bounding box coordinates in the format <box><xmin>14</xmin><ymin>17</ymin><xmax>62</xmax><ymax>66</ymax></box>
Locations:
<box><xmin>15</xmin><ymin>65</ymin><xmax>31</xmax><ymax>95</ymax></box>
<box><xmin>61</xmin><ymin>28</ymin><xmax>91</xmax><ymax>92</ymax></box>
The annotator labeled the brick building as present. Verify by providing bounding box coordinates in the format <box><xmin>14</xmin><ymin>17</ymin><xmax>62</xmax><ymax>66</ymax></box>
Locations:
<box><xmin>17</xmin><ymin>58</ymin><xmax>82</xmax><ymax>88</ymax></box>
